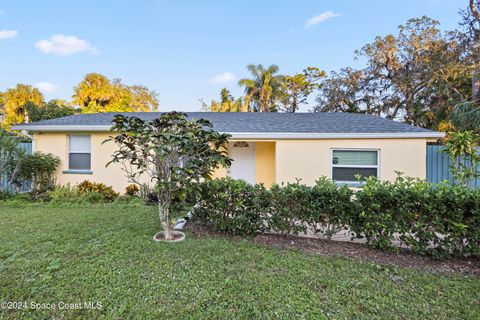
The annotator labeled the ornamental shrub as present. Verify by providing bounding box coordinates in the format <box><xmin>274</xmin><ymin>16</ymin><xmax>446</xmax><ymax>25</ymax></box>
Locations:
<box><xmin>267</xmin><ymin>181</ymin><xmax>311</xmax><ymax>235</ymax></box>
<box><xmin>195</xmin><ymin>176</ymin><xmax>479</xmax><ymax>259</ymax></box>
<box><xmin>352</xmin><ymin>175</ymin><xmax>431</xmax><ymax>251</ymax></box>
<box><xmin>309</xmin><ymin>177</ymin><xmax>355</xmax><ymax>239</ymax></box>
<box><xmin>77</xmin><ymin>180</ymin><xmax>119</xmax><ymax>202</ymax></box>
<box><xmin>125</xmin><ymin>184</ymin><xmax>140</xmax><ymax>196</ymax></box>
<box><xmin>194</xmin><ymin>178</ymin><xmax>269</xmax><ymax>236</ymax></box>
<box><xmin>48</xmin><ymin>185</ymin><xmax>106</xmax><ymax>204</ymax></box>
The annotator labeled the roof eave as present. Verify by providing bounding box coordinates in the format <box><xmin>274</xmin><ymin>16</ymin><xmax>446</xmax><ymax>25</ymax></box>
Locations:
<box><xmin>11</xmin><ymin>125</ymin><xmax>445</xmax><ymax>139</ymax></box>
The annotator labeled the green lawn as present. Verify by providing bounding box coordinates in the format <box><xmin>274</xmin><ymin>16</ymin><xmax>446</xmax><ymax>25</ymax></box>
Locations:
<box><xmin>1</xmin><ymin>202</ymin><xmax>479</xmax><ymax>319</ymax></box>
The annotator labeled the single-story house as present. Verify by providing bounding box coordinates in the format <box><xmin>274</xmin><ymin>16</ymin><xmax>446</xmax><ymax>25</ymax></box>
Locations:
<box><xmin>13</xmin><ymin>112</ymin><xmax>444</xmax><ymax>192</ymax></box>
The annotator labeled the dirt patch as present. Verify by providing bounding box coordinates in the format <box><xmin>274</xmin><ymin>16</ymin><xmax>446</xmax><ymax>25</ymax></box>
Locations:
<box><xmin>185</xmin><ymin>222</ymin><xmax>480</xmax><ymax>276</ymax></box>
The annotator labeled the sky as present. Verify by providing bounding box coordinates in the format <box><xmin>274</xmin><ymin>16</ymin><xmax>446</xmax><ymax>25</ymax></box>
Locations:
<box><xmin>0</xmin><ymin>0</ymin><xmax>467</xmax><ymax>112</ymax></box>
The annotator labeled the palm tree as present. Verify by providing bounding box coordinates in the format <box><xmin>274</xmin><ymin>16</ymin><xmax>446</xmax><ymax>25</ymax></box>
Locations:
<box><xmin>238</xmin><ymin>64</ymin><xmax>282</xmax><ymax>112</ymax></box>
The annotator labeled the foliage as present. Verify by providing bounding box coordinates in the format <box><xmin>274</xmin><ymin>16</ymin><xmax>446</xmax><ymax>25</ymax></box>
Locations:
<box><xmin>444</xmin><ymin>131</ymin><xmax>480</xmax><ymax>186</ymax></box>
<box><xmin>452</xmin><ymin>101</ymin><xmax>480</xmax><ymax>133</ymax></box>
<box><xmin>201</xmin><ymin>88</ymin><xmax>245</xmax><ymax>112</ymax></box>
<box><xmin>0</xmin><ymin>131</ymin><xmax>27</xmax><ymax>189</ymax></box>
<box><xmin>310</xmin><ymin>177</ymin><xmax>355</xmax><ymax>239</ymax></box>
<box><xmin>0</xmin><ymin>84</ymin><xmax>44</xmax><ymax>128</ymax></box>
<box><xmin>315</xmin><ymin>17</ymin><xmax>471</xmax><ymax>130</ymax></box>
<box><xmin>278</xmin><ymin>67</ymin><xmax>326</xmax><ymax>112</ymax></box>
<box><xmin>72</xmin><ymin>73</ymin><xmax>159</xmax><ymax>113</ymax></box>
<box><xmin>107</xmin><ymin>112</ymin><xmax>231</xmax><ymax>240</ymax></box>
<box><xmin>196</xmin><ymin>175</ymin><xmax>480</xmax><ymax>258</ymax></box>
<box><xmin>17</xmin><ymin>152</ymin><xmax>60</xmax><ymax>193</ymax></box>
<box><xmin>351</xmin><ymin>175</ymin><xmax>431</xmax><ymax>251</ymax></box>
<box><xmin>194</xmin><ymin>178</ymin><xmax>269</xmax><ymax>236</ymax></box>
<box><xmin>238</xmin><ymin>64</ymin><xmax>283</xmax><ymax>112</ymax></box>
<box><xmin>267</xmin><ymin>181</ymin><xmax>311</xmax><ymax>235</ymax></box>
<box><xmin>125</xmin><ymin>183</ymin><xmax>140</xmax><ymax>196</ymax></box>
<box><xmin>76</xmin><ymin>180</ymin><xmax>119</xmax><ymax>202</ymax></box>
<box><xmin>1</xmin><ymin>204</ymin><xmax>478</xmax><ymax>319</ymax></box>
<box><xmin>25</xmin><ymin>99</ymin><xmax>77</xmax><ymax>122</ymax></box>
<box><xmin>47</xmin><ymin>185</ymin><xmax>108</xmax><ymax>204</ymax></box>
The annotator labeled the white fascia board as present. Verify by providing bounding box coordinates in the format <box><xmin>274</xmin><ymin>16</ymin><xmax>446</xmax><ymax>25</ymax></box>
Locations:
<box><xmin>11</xmin><ymin>125</ymin><xmax>111</xmax><ymax>132</ymax></box>
<box><xmin>227</xmin><ymin>132</ymin><xmax>445</xmax><ymax>139</ymax></box>
<box><xmin>10</xmin><ymin>125</ymin><xmax>445</xmax><ymax>139</ymax></box>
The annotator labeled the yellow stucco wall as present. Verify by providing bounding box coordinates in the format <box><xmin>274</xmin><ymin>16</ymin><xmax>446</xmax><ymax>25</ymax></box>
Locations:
<box><xmin>34</xmin><ymin>132</ymin><xmax>429</xmax><ymax>192</ymax></box>
<box><xmin>255</xmin><ymin>142</ymin><xmax>275</xmax><ymax>187</ymax></box>
<box><xmin>34</xmin><ymin>132</ymin><xmax>133</xmax><ymax>192</ymax></box>
<box><xmin>275</xmin><ymin>139</ymin><xmax>427</xmax><ymax>185</ymax></box>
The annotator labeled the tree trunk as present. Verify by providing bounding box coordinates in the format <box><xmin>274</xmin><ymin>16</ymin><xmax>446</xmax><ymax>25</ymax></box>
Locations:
<box><xmin>470</xmin><ymin>1</ymin><xmax>480</xmax><ymax>101</ymax></box>
<box><xmin>473</xmin><ymin>68</ymin><xmax>480</xmax><ymax>102</ymax></box>
<box><xmin>159</xmin><ymin>202</ymin><xmax>172</xmax><ymax>240</ymax></box>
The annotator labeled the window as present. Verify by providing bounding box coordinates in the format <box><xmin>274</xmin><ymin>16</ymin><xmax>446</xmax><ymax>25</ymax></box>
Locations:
<box><xmin>332</xmin><ymin>149</ymin><xmax>378</xmax><ymax>183</ymax></box>
<box><xmin>69</xmin><ymin>135</ymin><xmax>91</xmax><ymax>170</ymax></box>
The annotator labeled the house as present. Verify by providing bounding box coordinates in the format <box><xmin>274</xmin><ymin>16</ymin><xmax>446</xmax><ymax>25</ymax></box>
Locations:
<box><xmin>13</xmin><ymin>112</ymin><xmax>444</xmax><ymax>192</ymax></box>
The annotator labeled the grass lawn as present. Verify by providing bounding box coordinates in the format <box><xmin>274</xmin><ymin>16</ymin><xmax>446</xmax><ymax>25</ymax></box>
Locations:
<box><xmin>1</xmin><ymin>202</ymin><xmax>479</xmax><ymax>319</ymax></box>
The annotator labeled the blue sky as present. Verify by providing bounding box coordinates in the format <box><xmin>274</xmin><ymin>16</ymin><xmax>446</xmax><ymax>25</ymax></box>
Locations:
<box><xmin>0</xmin><ymin>0</ymin><xmax>466</xmax><ymax>111</ymax></box>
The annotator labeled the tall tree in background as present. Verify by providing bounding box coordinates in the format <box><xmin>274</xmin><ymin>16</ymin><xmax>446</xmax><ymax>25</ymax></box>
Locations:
<box><xmin>315</xmin><ymin>17</ymin><xmax>470</xmax><ymax>130</ymax></box>
<box><xmin>279</xmin><ymin>67</ymin><xmax>325</xmax><ymax>112</ymax></box>
<box><xmin>451</xmin><ymin>1</ymin><xmax>480</xmax><ymax>133</ymax></box>
<box><xmin>25</xmin><ymin>99</ymin><xmax>77</xmax><ymax>122</ymax></box>
<box><xmin>0</xmin><ymin>84</ymin><xmax>44</xmax><ymax>128</ymax></box>
<box><xmin>72</xmin><ymin>73</ymin><xmax>159</xmax><ymax>113</ymax></box>
<box><xmin>202</xmin><ymin>88</ymin><xmax>244</xmax><ymax>112</ymax></box>
<box><xmin>238</xmin><ymin>64</ymin><xmax>282</xmax><ymax>112</ymax></box>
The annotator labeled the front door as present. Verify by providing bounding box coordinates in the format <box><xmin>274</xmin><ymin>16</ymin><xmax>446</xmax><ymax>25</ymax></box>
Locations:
<box><xmin>229</xmin><ymin>141</ymin><xmax>256</xmax><ymax>184</ymax></box>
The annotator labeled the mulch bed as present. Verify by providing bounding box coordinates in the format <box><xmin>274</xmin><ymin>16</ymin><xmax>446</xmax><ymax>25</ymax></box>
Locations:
<box><xmin>185</xmin><ymin>222</ymin><xmax>480</xmax><ymax>277</ymax></box>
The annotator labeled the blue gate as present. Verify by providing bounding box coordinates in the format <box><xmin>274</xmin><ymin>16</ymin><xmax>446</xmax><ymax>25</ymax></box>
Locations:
<box><xmin>0</xmin><ymin>142</ymin><xmax>33</xmax><ymax>192</ymax></box>
<box><xmin>426</xmin><ymin>145</ymin><xmax>480</xmax><ymax>188</ymax></box>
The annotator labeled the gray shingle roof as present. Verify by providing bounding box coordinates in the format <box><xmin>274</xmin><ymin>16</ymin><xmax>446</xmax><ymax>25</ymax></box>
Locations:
<box><xmin>14</xmin><ymin>112</ymin><xmax>438</xmax><ymax>134</ymax></box>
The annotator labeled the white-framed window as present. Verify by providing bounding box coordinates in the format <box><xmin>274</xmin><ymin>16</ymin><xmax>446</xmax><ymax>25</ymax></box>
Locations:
<box><xmin>68</xmin><ymin>135</ymin><xmax>91</xmax><ymax>170</ymax></box>
<box><xmin>331</xmin><ymin>149</ymin><xmax>379</xmax><ymax>183</ymax></box>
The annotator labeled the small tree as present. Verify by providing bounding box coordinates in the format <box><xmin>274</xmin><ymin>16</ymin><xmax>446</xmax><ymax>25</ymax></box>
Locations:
<box><xmin>0</xmin><ymin>130</ymin><xmax>26</xmax><ymax>191</ymax></box>
<box><xmin>18</xmin><ymin>152</ymin><xmax>61</xmax><ymax>192</ymax></box>
<box><xmin>444</xmin><ymin>131</ymin><xmax>480</xmax><ymax>186</ymax></box>
<box><xmin>106</xmin><ymin>112</ymin><xmax>231</xmax><ymax>241</ymax></box>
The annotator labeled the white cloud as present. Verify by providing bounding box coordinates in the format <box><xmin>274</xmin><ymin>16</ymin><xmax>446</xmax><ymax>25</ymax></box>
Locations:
<box><xmin>208</xmin><ymin>72</ymin><xmax>236</xmax><ymax>85</ymax></box>
<box><xmin>304</xmin><ymin>11</ymin><xmax>340</xmax><ymax>29</ymax></box>
<box><xmin>0</xmin><ymin>30</ymin><xmax>18</xmax><ymax>39</ymax></box>
<box><xmin>34</xmin><ymin>82</ymin><xmax>59</xmax><ymax>93</ymax></box>
<box><xmin>35</xmin><ymin>34</ymin><xmax>98</xmax><ymax>56</ymax></box>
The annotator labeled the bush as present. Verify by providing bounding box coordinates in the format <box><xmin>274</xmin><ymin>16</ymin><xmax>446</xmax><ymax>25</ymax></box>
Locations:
<box><xmin>195</xmin><ymin>178</ymin><xmax>269</xmax><ymax>236</ymax></box>
<box><xmin>195</xmin><ymin>175</ymin><xmax>480</xmax><ymax>259</ymax></box>
<box><xmin>267</xmin><ymin>181</ymin><xmax>311</xmax><ymax>236</ymax></box>
<box><xmin>352</xmin><ymin>175</ymin><xmax>431</xmax><ymax>251</ymax></box>
<box><xmin>125</xmin><ymin>184</ymin><xmax>140</xmax><ymax>196</ymax></box>
<box><xmin>309</xmin><ymin>177</ymin><xmax>355</xmax><ymax>239</ymax></box>
<box><xmin>77</xmin><ymin>180</ymin><xmax>119</xmax><ymax>202</ymax></box>
<box><xmin>18</xmin><ymin>152</ymin><xmax>60</xmax><ymax>193</ymax></box>
<box><xmin>48</xmin><ymin>185</ymin><xmax>107</xmax><ymax>204</ymax></box>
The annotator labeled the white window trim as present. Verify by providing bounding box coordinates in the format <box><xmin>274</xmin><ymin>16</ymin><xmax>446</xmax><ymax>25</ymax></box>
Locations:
<box><xmin>68</xmin><ymin>134</ymin><xmax>91</xmax><ymax>171</ymax></box>
<box><xmin>330</xmin><ymin>148</ymin><xmax>380</xmax><ymax>184</ymax></box>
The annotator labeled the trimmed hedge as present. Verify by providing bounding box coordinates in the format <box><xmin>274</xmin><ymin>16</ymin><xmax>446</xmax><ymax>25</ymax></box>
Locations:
<box><xmin>194</xmin><ymin>177</ymin><xmax>480</xmax><ymax>259</ymax></box>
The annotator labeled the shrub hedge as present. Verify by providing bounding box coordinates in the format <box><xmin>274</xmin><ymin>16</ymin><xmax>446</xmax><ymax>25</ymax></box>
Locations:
<box><xmin>194</xmin><ymin>177</ymin><xmax>480</xmax><ymax>259</ymax></box>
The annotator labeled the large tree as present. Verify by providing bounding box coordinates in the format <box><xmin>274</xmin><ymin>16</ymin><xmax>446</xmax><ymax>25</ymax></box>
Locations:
<box><xmin>0</xmin><ymin>84</ymin><xmax>44</xmax><ymax>128</ymax></box>
<box><xmin>315</xmin><ymin>17</ymin><xmax>470</xmax><ymax>129</ymax></box>
<box><xmin>279</xmin><ymin>67</ymin><xmax>325</xmax><ymax>113</ymax></box>
<box><xmin>451</xmin><ymin>1</ymin><xmax>480</xmax><ymax>133</ymax></box>
<box><xmin>26</xmin><ymin>99</ymin><xmax>77</xmax><ymax>122</ymax></box>
<box><xmin>107</xmin><ymin>112</ymin><xmax>231</xmax><ymax>241</ymax></box>
<box><xmin>238</xmin><ymin>64</ymin><xmax>283</xmax><ymax>112</ymax></box>
<box><xmin>72</xmin><ymin>73</ymin><xmax>159</xmax><ymax>113</ymax></box>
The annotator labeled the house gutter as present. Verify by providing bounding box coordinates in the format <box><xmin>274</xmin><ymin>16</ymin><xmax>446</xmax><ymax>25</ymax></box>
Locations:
<box><xmin>11</xmin><ymin>125</ymin><xmax>445</xmax><ymax>140</ymax></box>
